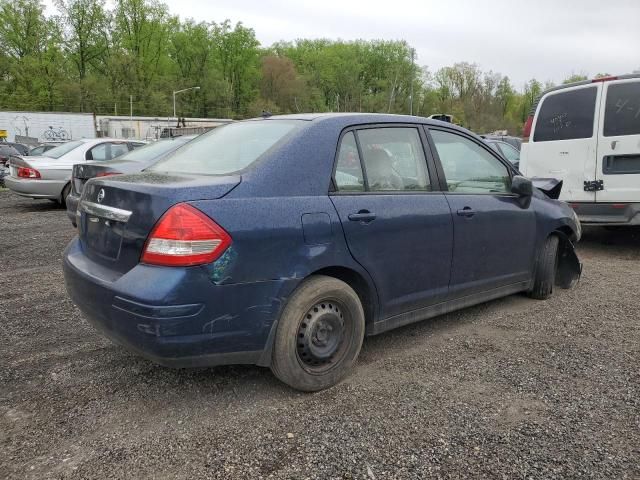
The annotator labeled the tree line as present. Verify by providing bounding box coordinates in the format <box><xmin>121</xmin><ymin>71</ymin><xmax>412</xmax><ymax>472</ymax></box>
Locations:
<box><xmin>0</xmin><ymin>0</ymin><xmax>631</xmax><ymax>134</ymax></box>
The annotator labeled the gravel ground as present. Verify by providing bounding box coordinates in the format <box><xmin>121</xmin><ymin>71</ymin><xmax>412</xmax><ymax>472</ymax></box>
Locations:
<box><xmin>1</xmin><ymin>190</ymin><xmax>638</xmax><ymax>479</ymax></box>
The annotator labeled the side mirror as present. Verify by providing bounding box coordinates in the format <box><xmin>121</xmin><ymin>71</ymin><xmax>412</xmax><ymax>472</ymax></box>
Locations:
<box><xmin>511</xmin><ymin>175</ymin><xmax>533</xmax><ymax>197</ymax></box>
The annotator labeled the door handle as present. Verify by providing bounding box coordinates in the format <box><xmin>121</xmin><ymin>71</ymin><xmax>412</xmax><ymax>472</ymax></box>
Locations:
<box><xmin>457</xmin><ymin>207</ymin><xmax>476</xmax><ymax>217</ymax></box>
<box><xmin>348</xmin><ymin>210</ymin><xmax>377</xmax><ymax>223</ymax></box>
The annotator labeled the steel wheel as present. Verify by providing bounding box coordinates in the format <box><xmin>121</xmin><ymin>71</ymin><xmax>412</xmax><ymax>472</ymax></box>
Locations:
<box><xmin>296</xmin><ymin>300</ymin><xmax>348</xmax><ymax>373</ymax></box>
<box><xmin>271</xmin><ymin>275</ymin><xmax>365</xmax><ymax>391</ymax></box>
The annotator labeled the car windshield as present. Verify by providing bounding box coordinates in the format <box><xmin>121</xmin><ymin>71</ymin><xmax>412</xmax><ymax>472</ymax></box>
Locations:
<box><xmin>149</xmin><ymin>120</ymin><xmax>302</xmax><ymax>175</ymax></box>
<box><xmin>117</xmin><ymin>137</ymin><xmax>192</xmax><ymax>163</ymax></box>
<box><xmin>43</xmin><ymin>140</ymin><xmax>85</xmax><ymax>159</ymax></box>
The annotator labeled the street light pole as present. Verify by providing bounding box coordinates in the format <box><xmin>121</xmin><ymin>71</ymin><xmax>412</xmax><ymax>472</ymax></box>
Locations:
<box><xmin>173</xmin><ymin>86</ymin><xmax>201</xmax><ymax>119</ymax></box>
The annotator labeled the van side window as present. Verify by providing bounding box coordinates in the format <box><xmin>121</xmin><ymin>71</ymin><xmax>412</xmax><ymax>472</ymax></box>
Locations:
<box><xmin>533</xmin><ymin>87</ymin><xmax>597</xmax><ymax>142</ymax></box>
<box><xmin>603</xmin><ymin>82</ymin><xmax>640</xmax><ymax>137</ymax></box>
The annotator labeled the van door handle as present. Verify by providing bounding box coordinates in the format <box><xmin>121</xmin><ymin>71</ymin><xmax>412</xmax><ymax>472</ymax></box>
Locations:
<box><xmin>457</xmin><ymin>207</ymin><xmax>476</xmax><ymax>217</ymax></box>
<box><xmin>348</xmin><ymin>210</ymin><xmax>376</xmax><ymax>223</ymax></box>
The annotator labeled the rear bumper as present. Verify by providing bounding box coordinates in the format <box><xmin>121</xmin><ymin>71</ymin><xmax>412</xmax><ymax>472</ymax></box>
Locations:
<box><xmin>5</xmin><ymin>176</ymin><xmax>65</xmax><ymax>200</ymax></box>
<box><xmin>569</xmin><ymin>202</ymin><xmax>640</xmax><ymax>225</ymax></box>
<box><xmin>63</xmin><ymin>237</ymin><xmax>298</xmax><ymax>367</ymax></box>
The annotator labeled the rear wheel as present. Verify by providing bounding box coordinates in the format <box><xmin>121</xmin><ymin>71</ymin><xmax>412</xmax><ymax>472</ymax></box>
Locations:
<box><xmin>528</xmin><ymin>234</ymin><xmax>559</xmax><ymax>300</ymax></box>
<box><xmin>271</xmin><ymin>275</ymin><xmax>365</xmax><ymax>392</ymax></box>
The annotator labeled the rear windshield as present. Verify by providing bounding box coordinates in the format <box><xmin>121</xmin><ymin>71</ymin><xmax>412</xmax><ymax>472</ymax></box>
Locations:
<box><xmin>149</xmin><ymin>121</ymin><xmax>302</xmax><ymax>175</ymax></box>
<box><xmin>533</xmin><ymin>87</ymin><xmax>597</xmax><ymax>142</ymax></box>
<box><xmin>119</xmin><ymin>137</ymin><xmax>192</xmax><ymax>163</ymax></box>
<box><xmin>0</xmin><ymin>146</ymin><xmax>19</xmax><ymax>155</ymax></box>
<box><xmin>44</xmin><ymin>140</ymin><xmax>85</xmax><ymax>159</ymax></box>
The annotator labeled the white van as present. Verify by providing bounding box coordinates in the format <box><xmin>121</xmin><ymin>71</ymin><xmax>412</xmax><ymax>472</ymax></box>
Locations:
<box><xmin>520</xmin><ymin>74</ymin><xmax>640</xmax><ymax>225</ymax></box>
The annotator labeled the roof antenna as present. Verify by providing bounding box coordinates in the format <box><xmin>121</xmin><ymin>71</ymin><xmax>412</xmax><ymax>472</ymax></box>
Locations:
<box><xmin>261</xmin><ymin>110</ymin><xmax>272</xmax><ymax>118</ymax></box>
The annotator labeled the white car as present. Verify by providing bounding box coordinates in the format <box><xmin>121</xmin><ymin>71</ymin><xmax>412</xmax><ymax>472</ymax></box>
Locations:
<box><xmin>520</xmin><ymin>74</ymin><xmax>640</xmax><ymax>225</ymax></box>
<box><xmin>5</xmin><ymin>138</ymin><xmax>145</xmax><ymax>205</ymax></box>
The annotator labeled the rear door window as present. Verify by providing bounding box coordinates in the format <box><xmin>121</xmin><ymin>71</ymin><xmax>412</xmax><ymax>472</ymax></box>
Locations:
<box><xmin>334</xmin><ymin>132</ymin><xmax>365</xmax><ymax>191</ymax></box>
<box><xmin>533</xmin><ymin>87</ymin><xmax>598</xmax><ymax>142</ymax></box>
<box><xmin>356</xmin><ymin>128</ymin><xmax>430</xmax><ymax>192</ymax></box>
<box><xmin>603</xmin><ymin>82</ymin><xmax>640</xmax><ymax>137</ymax></box>
<box><xmin>109</xmin><ymin>143</ymin><xmax>129</xmax><ymax>159</ymax></box>
<box><xmin>88</xmin><ymin>143</ymin><xmax>108</xmax><ymax>161</ymax></box>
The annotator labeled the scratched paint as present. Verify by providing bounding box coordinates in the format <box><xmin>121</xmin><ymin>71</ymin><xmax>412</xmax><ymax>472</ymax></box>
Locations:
<box><xmin>208</xmin><ymin>246</ymin><xmax>237</xmax><ymax>284</ymax></box>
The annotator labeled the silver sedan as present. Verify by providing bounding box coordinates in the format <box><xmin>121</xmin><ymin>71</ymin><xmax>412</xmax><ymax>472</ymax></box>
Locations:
<box><xmin>5</xmin><ymin>138</ymin><xmax>145</xmax><ymax>205</ymax></box>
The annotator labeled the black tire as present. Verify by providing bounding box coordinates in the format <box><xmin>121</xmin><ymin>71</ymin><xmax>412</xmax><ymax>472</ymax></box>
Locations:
<box><xmin>271</xmin><ymin>275</ymin><xmax>365</xmax><ymax>392</ymax></box>
<box><xmin>60</xmin><ymin>183</ymin><xmax>71</xmax><ymax>207</ymax></box>
<box><xmin>528</xmin><ymin>234</ymin><xmax>559</xmax><ymax>300</ymax></box>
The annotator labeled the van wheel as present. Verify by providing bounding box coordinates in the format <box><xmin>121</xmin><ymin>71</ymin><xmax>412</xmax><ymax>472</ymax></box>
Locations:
<box><xmin>60</xmin><ymin>183</ymin><xmax>71</xmax><ymax>208</ymax></box>
<box><xmin>271</xmin><ymin>275</ymin><xmax>365</xmax><ymax>392</ymax></box>
<box><xmin>528</xmin><ymin>234</ymin><xmax>559</xmax><ymax>300</ymax></box>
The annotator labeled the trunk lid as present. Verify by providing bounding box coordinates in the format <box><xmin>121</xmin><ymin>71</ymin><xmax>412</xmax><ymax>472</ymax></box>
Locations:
<box><xmin>78</xmin><ymin>172</ymin><xmax>241</xmax><ymax>273</ymax></box>
<box><xmin>72</xmin><ymin>162</ymin><xmax>128</xmax><ymax>195</ymax></box>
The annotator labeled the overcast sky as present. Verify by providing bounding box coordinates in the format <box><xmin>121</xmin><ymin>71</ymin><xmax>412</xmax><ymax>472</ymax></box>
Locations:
<box><xmin>47</xmin><ymin>0</ymin><xmax>640</xmax><ymax>89</ymax></box>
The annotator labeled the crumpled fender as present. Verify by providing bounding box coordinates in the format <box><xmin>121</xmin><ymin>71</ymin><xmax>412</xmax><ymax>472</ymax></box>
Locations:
<box><xmin>555</xmin><ymin>230</ymin><xmax>582</xmax><ymax>289</ymax></box>
<box><xmin>532</xmin><ymin>178</ymin><xmax>563</xmax><ymax>200</ymax></box>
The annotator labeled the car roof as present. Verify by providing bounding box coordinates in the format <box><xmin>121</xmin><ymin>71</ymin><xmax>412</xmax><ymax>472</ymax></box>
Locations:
<box><xmin>530</xmin><ymin>73</ymin><xmax>640</xmax><ymax>116</ymax></box>
<box><xmin>253</xmin><ymin>112</ymin><xmax>474</xmax><ymax>135</ymax></box>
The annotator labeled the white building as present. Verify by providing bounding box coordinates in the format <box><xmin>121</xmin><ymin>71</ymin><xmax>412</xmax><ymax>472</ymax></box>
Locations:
<box><xmin>0</xmin><ymin>110</ymin><xmax>232</xmax><ymax>144</ymax></box>
<box><xmin>0</xmin><ymin>111</ymin><xmax>95</xmax><ymax>144</ymax></box>
<box><xmin>95</xmin><ymin>116</ymin><xmax>231</xmax><ymax>140</ymax></box>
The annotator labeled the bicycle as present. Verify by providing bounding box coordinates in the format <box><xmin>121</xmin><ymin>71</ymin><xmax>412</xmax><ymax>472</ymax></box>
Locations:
<box><xmin>43</xmin><ymin>126</ymin><xmax>70</xmax><ymax>141</ymax></box>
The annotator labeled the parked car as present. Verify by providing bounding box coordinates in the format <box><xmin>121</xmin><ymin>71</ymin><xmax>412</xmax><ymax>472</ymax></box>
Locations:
<box><xmin>66</xmin><ymin>135</ymin><xmax>196</xmax><ymax>225</ymax></box>
<box><xmin>485</xmin><ymin>139</ymin><xmax>521</xmax><ymax>170</ymax></box>
<box><xmin>481</xmin><ymin>134</ymin><xmax>522</xmax><ymax>151</ymax></box>
<box><xmin>29</xmin><ymin>144</ymin><xmax>57</xmax><ymax>156</ymax></box>
<box><xmin>5</xmin><ymin>138</ymin><xmax>145</xmax><ymax>205</ymax></box>
<box><xmin>521</xmin><ymin>74</ymin><xmax>640</xmax><ymax>225</ymax></box>
<box><xmin>2</xmin><ymin>141</ymin><xmax>30</xmax><ymax>156</ymax></box>
<box><xmin>63</xmin><ymin>114</ymin><xmax>582</xmax><ymax>392</ymax></box>
<box><xmin>0</xmin><ymin>144</ymin><xmax>20</xmax><ymax>187</ymax></box>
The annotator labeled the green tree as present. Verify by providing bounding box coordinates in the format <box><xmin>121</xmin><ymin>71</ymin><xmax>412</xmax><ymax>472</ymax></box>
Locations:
<box><xmin>563</xmin><ymin>73</ymin><xmax>588</xmax><ymax>84</ymax></box>
<box><xmin>0</xmin><ymin>0</ymin><xmax>67</xmax><ymax>110</ymax></box>
<box><xmin>113</xmin><ymin>0</ymin><xmax>175</xmax><ymax>114</ymax></box>
<box><xmin>55</xmin><ymin>0</ymin><xmax>110</xmax><ymax>111</ymax></box>
<box><xmin>211</xmin><ymin>21</ymin><xmax>260</xmax><ymax>116</ymax></box>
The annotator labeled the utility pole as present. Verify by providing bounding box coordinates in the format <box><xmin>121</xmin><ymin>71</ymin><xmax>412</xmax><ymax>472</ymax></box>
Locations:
<box><xmin>130</xmin><ymin>95</ymin><xmax>133</xmax><ymax>138</ymax></box>
<box><xmin>409</xmin><ymin>48</ymin><xmax>415</xmax><ymax>116</ymax></box>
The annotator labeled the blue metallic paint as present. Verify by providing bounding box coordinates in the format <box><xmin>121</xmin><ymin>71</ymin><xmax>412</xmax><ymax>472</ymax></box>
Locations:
<box><xmin>63</xmin><ymin>113</ymin><xmax>581</xmax><ymax>369</ymax></box>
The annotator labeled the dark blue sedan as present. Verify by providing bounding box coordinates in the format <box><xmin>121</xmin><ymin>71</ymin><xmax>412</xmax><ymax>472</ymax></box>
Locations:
<box><xmin>63</xmin><ymin>114</ymin><xmax>582</xmax><ymax>391</ymax></box>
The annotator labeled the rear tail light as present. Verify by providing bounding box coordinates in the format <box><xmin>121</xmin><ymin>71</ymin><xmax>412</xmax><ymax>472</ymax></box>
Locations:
<box><xmin>141</xmin><ymin>203</ymin><xmax>232</xmax><ymax>267</ymax></box>
<box><xmin>95</xmin><ymin>171</ymin><xmax>121</xmax><ymax>177</ymax></box>
<box><xmin>17</xmin><ymin>167</ymin><xmax>41</xmax><ymax>179</ymax></box>
<box><xmin>522</xmin><ymin>115</ymin><xmax>534</xmax><ymax>140</ymax></box>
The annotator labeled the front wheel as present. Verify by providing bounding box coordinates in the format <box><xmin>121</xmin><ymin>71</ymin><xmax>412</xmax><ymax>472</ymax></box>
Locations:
<box><xmin>528</xmin><ymin>234</ymin><xmax>559</xmax><ymax>300</ymax></box>
<box><xmin>271</xmin><ymin>275</ymin><xmax>365</xmax><ymax>392</ymax></box>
